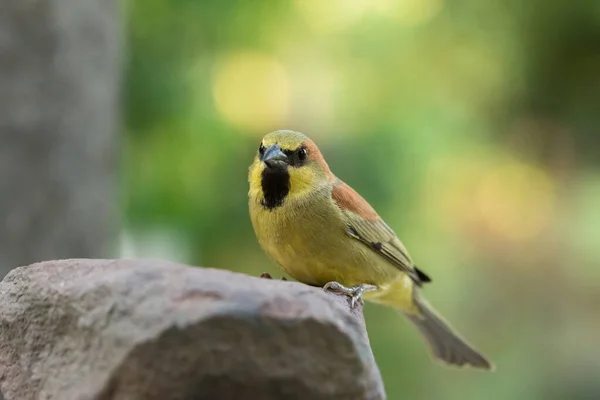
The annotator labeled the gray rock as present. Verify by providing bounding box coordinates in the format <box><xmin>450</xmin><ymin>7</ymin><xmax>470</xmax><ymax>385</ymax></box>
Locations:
<box><xmin>0</xmin><ymin>259</ymin><xmax>385</xmax><ymax>400</ymax></box>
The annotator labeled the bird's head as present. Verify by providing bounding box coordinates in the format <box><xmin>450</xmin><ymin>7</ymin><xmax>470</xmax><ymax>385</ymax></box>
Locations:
<box><xmin>248</xmin><ymin>130</ymin><xmax>334</xmax><ymax>210</ymax></box>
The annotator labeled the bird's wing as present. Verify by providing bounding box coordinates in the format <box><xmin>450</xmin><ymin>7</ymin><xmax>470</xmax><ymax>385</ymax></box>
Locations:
<box><xmin>331</xmin><ymin>180</ymin><xmax>431</xmax><ymax>286</ymax></box>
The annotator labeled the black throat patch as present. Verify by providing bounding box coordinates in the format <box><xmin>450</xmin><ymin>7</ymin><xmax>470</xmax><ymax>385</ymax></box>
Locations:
<box><xmin>260</xmin><ymin>167</ymin><xmax>290</xmax><ymax>210</ymax></box>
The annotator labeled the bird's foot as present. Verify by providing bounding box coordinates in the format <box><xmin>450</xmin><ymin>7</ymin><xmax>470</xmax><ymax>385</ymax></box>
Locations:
<box><xmin>322</xmin><ymin>281</ymin><xmax>378</xmax><ymax>308</ymax></box>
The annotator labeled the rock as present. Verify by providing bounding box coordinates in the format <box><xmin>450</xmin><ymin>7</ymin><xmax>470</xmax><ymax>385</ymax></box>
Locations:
<box><xmin>0</xmin><ymin>259</ymin><xmax>385</xmax><ymax>400</ymax></box>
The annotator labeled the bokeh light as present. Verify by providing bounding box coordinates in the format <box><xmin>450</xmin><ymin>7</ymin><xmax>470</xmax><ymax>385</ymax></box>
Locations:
<box><xmin>475</xmin><ymin>158</ymin><xmax>556</xmax><ymax>242</ymax></box>
<box><xmin>212</xmin><ymin>52</ymin><xmax>291</xmax><ymax>133</ymax></box>
<box><xmin>294</xmin><ymin>0</ymin><xmax>372</xmax><ymax>34</ymax></box>
<box><xmin>388</xmin><ymin>0</ymin><xmax>444</xmax><ymax>26</ymax></box>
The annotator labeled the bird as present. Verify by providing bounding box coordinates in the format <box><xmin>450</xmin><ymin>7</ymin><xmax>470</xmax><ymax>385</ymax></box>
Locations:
<box><xmin>248</xmin><ymin>129</ymin><xmax>494</xmax><ymax>370</ymax></box>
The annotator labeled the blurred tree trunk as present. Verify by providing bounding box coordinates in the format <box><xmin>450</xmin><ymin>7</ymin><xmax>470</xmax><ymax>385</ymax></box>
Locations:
<box><xmin>0</xmin><ymin>0</ymin><xmax>122</xmax><ymax>285</ymax></box>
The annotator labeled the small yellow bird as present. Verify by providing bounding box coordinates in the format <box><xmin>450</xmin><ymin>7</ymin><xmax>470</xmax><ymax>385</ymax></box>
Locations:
<box><xmin>248</xmin><ymin>130</ymin><xmax>493</xmax><ymax>370</ymax></box>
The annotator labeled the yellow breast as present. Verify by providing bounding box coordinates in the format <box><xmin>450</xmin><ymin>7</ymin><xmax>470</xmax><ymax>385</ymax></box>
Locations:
<box><xmin>251</xmin><ymin>190</ymin><xmax>409</xmax><ymax>287</ymax></box>
<box><xmin>248</xmin><ymin>162</ymin><xmax>417</xmax><ymax>313</ymax></box>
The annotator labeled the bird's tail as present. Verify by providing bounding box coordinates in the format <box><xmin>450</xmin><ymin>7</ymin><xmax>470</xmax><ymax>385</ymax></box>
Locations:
<box><xmin>404</xmin><ymin>295</ymin><xmax>494</xmax><ymax>371</ymax></box>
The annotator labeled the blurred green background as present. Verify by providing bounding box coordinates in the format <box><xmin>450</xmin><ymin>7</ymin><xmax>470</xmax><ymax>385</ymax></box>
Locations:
<box><xmin>122</xmin><ymin>1</ymin><xmax>600</xmax><ymax>399</ymax></box>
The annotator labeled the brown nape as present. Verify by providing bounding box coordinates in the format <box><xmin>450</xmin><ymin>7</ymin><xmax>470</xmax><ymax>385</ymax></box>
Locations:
<box><xmin>301</xmin><ymin>139</ymin><xmax>335</xmax><ymax>181</ymax></box>
<box><xmin>331</xmin><ymin>181</ymin><xmax>380</xmax><ymax>221</ymax></box>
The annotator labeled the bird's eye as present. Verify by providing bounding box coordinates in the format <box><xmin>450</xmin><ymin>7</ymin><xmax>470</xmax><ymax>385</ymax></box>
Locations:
<box><xmin>297</xmin><ymin>147</ymin><xmax>307</xmax><ymax>161</ymax></box>
<box><xmin>258</xmin><ymin>143</ymin><xmax>265</xmax><ymax>156</ymax></box>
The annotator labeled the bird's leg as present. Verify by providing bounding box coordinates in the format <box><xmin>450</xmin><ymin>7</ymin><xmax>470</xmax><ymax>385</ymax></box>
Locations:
<box><xmin>322</xmin><ymin>281</ymin><xmax>378</xmax><ymax>308</ymax></box>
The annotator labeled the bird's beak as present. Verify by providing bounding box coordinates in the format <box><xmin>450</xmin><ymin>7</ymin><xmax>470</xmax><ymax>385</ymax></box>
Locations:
<box><xmin>261</xmin><ymin>144</ymin><xmax>289</xmax><ymax>168</ymax></box>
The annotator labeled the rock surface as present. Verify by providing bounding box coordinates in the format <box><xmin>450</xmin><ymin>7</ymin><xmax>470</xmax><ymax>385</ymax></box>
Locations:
<box><xmin>0</xmin><ymin>259</ymin><xmax>385</xmax><ymax>400</ymax></box>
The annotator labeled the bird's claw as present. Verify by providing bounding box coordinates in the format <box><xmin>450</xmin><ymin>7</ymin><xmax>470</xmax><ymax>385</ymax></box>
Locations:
<box><xmin>260</xmin><ymin>272</ymin><xmax>287</xmax><ymax>281</ymax></box>
<box><xmin>322</xmin><ymin>281</ymin><xmax>378</xmax><ymax>308</ymax></box>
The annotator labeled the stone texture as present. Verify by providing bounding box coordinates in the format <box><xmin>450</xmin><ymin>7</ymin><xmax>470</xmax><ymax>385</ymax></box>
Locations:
<box><xmin>0</xmin><ymin>259</ymin><xmax>385</xmax><ymax>400</ymax></box>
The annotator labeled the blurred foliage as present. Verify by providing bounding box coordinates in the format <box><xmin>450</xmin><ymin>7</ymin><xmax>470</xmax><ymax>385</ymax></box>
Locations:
<box><xmin>122</xmin><ymin>1</ymin><xmax>600</xmax><ymax>399</ymax></box>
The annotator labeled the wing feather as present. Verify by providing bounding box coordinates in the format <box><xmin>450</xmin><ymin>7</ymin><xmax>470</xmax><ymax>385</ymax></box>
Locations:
<box><xmin>332</xmin><ymin>180</ymin><xmax>430</xmax><ymax>286</ymax></box>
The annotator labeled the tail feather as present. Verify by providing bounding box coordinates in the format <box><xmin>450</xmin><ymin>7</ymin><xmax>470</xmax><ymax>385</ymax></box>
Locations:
<box><xmin>405</xmin><ymin>296</ymin><xmax>494</xmax><ymax>371</ymax></box>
